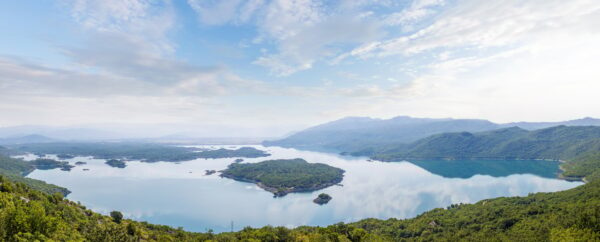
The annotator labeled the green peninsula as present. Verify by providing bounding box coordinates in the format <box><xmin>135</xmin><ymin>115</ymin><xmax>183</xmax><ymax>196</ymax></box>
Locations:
<box><xmin>220</xmin><ymin>158</ymin><xmax>344</xmax><ymax>197</ymax></box>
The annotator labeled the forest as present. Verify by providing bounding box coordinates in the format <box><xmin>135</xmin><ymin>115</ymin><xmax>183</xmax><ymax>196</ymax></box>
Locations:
<box><xmin>220</xmin><ymin>158</ymin><xmax>344</xmax><ymax>196</ymax></box>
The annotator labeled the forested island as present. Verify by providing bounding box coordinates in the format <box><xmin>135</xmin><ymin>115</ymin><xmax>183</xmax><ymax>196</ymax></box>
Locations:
<box><xmin>220</xmin><ymin>158</ymin><xmax>344</xmax><ymax>197</ymax></box>
<box><xmin>105</xmin><ymin>159</ymin><xmax>126</xmax><ymax>168</ymax></box>
<box><xmin>196</xmin><ymin>147</ymin><xmax>270</xmax><ymax>159</ymax></box>
<box><xmin>29</xmin><ymin>158</ymin><xmax>74</xmax><ymax>171</ymax></box>
<box><xmin>10</xmin><ymin>142</ymin><xmax>270</xmax><ymax>162</ymax></box>
<box><xmin>56</xmin><ymin>154</ymin><xmax>75</xmax><ymax>159</ymax></box>
<box><xmin>313</xmin><ymin>193</ymin><xmax>332</xmax><ymax>205</ymax></box>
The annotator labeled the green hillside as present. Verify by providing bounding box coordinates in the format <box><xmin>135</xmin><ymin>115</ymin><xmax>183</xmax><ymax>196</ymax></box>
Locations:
<box><xmin>0</xmin><ymin>154</ymin><xmax>69</xmax><ymax>196</ymax></box>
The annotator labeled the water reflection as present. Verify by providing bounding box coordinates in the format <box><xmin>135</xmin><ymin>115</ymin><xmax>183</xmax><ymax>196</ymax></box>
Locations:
<box><xmin>406</xmin><ymin>159</ymin><xmax>561</xmax><ymax>179</ymax></box>
<box><xmin>24</xmin><ymin>145</ymin><xmax>582</xmax><ymax>232</ymax></box>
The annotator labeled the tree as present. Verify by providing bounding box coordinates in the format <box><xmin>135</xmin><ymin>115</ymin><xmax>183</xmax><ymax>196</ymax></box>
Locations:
<box><xmin>110</xmin><ymin>211</ymin><xmax>123</xmax><ymax>224</ymax></box>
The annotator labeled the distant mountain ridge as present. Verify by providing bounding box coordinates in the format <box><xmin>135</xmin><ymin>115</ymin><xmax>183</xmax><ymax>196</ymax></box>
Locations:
<box><xmin>504</xmin><ymin>117</ymin><xmax>600</xmax><ymax>130</ymax></box>
<box><xmin>263</xmin><ymin>116</ymin><xmax>600</xmax><ymax>153</ymax></box>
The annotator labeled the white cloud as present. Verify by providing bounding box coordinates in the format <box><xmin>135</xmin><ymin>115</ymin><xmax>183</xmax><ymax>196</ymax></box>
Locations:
<box><xmin>69</xmin><ymin>0</ymin><xmax>175</xmax><ymax>53</ymax></box>
<box><xmin>313</xmin><ymin>0</ymin><xmax>600</xmax><ymax>123</ymax></box>
<box><xmin>186</xmin><ymin>0</ymin><xmax>267</xmax><ymax>25</ymax></box>
<box><xmin>383</xmin><ymin>0</ymin><xmax>444</xmax><ymax>27</ymax></box>
<box><xmin>187</xmin><ymin>0</ymin><xmax>385</xmax><ymax>76</ymax></box>
<box><xmin>53</xmin><ymin>0</ymin><xmax>269</xmax><ymax>96</ymax></box>
<box><xmin>344</xmin><ymin>0</ymin><xmax>600</xmax><ymax>59</ymax></box>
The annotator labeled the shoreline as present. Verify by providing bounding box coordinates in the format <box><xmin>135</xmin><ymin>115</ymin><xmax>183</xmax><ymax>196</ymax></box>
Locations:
<box><xmin>219</xmin><ymin>173</ymin><xmax>343</xmax><ymax>197</ymax></box>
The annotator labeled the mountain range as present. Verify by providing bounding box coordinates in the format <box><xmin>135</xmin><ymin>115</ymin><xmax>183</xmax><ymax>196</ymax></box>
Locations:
<box><xmin>263</xmin><ymin>116</ymin><xmax>600</xmax><ymax>153</ymax></box>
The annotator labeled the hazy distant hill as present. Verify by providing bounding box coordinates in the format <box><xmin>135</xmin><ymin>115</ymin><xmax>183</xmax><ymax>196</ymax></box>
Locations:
<box><xmin>370</xmin><ymin>125</ymin><xmax>600</xmax><ymax>161</ymax></box>
<box><xmin>0</xmin><ymin>134</ymin><xmax>55</xmax><ymax>145</ymax></box>
<box><xmin>0</xmin><ymin>126</ymin><xmax>122</xmax><ymax>141</ymax></box>
<box><xmin>264</xmin><ymin>116</ymin><xmax>600</xmax><ymax>153</ymax></box>
<box><xmin>502</xmin><ymin>117</ymin><xmax>600</xmax><ymax>130</ymax></box>
<box><xmin>263</xmin><ymin>116</ymin><xmax>499</xmax><ymax>152</ymax></box>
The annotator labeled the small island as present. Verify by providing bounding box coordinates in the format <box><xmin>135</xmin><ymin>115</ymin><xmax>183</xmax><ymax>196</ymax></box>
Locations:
<box><xmin>205</xmin><ymin>170</ymin><xmax>216</xmax><ymax>175</ymax></box>
<box><xmin>105</xmin><ymin>159</ymin><xmax>126</xmax><ymax>168</ymax></box>
<box><xmin>313</xmin><ymin>193</ymin><xmax>332</xmax><ymax>205</ymax></box>
<box><xmin>29</xmin><ymin>158</ymin><xmax>74</xmax><ymax>171</ymax></box>
<box><xmin>234</xmin><ymin>158</ymin><xmax>244</xmax><ymax>163</ymax></box>
<box><xmin>75</xmin><ymin>161</ymin><xmax>87</xmax><ymax>165</ymax></box>
<box><xmin>57</xmin><ymin>154</ymin><xmax>75</xmax><ymax>159</ymax></box>
<box><xmin>220</xmin><ymin>158</ymin><xmax>344</xmax><ymax>197</ymax></box>
<box><xmin>197</xmin><ymin>147</ymin><xmax>270</xmax><ymax>159</ymax></box>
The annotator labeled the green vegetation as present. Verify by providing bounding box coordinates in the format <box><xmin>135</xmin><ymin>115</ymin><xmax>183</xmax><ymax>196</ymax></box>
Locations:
<box><xmin>11</xmin><ymin>142</ymin><xmax>270</xmax><ymax>162</ymax></box>
<box><xmin>105</xmin><ymin>159</ymin><xmax>126</xmax><ymax>168</ymax></box>
<box><xmin>0</xmin><ymin>154</ymin><xmax>69</xmax><ymax>195</ymax></box>
<box><xmin>221</xmin><ymin>159</ymin><xmax>344</xmax><ymax>197</ymax></box>
<box><xmin>110</xmin><ymin>211</ymin><xmax>124</xmax><ymax>224</ymax></box>
<box><xmin>196</xmin><ymin>147</ymin><xmax>270</xmax><ymax>159</ymax></box>
<box><xmin>29</xmin><ymin>158</ymin><xmax>74</xmax><ymax>171</ymax></box>
<box><xmin>370</xmin><ymin>126</ymin><xmax>600</xmax><ymax>162</ymax></box>
<box><xmin>313</xmin><ymin>193</ymin><xmax>332</xmax><ymax>205</ymax></box>
<box><xmin>0</xmin><ymin>155</ymin><xmax>34</xmax><ymax>176</ymax></box>
<box><xmin>56</xmin><ymin>154</ymin><xmax>75</xmax><ymax>159</ymax></box>
<box><xmin>350</xmin><ymin>179</ymin><xmax>600</xmax><ymax>241</ymax></box>
<box><xmin>561</xmin><ymin>152</ymin><xmax>600</xmax><ymax>182</ymax></box>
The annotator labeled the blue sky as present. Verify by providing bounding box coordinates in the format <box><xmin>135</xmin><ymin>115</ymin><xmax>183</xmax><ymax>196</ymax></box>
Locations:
<box><xmin>1</xmin><ymin>0</ymin><xmax>599</xmax><ymax>136</ymax></box>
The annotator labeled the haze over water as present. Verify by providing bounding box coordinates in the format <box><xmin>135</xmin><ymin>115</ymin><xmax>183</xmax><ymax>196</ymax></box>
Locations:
<box><xmin>24</xmin><ymin>145</ymin><xmax>581</xmax><ymax>232</ymax></box>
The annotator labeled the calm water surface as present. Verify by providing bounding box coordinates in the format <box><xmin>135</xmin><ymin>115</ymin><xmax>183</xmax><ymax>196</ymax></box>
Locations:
<box><xmin>23</xmin><ymin>145</ymin><xmax>582</xmax><ymax>232</ymax></box>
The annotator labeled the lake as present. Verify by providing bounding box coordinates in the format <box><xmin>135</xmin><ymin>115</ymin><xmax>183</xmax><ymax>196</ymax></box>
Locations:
<box><xmin>23</xmin><ymin>145</ymin><xmax>582</xmax><ymax>232</ymax></box>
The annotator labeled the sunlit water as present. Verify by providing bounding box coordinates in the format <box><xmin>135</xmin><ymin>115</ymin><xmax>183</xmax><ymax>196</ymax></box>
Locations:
<box><xmin>22</xmin><ymin>145</ymin><xmax>582</xmax><ymax>232</ymax></box>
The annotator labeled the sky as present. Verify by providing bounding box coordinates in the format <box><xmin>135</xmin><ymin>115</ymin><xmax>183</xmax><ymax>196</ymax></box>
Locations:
<box><xmin>1</xmin><ymin>0</ymin><xmax>599</xmax><ymax>137</ymax></box>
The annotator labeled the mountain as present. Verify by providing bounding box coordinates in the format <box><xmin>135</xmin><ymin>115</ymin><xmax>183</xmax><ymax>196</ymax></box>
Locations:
<box><xmin>263</xmin><ymin>116</ymin><xmax>500</xmax><ymax>152</ymax></box>
<box><xmin>371</xmin><ymin>125</ymin><xmax>600</xmax><ymax>162</ymax></box>
<box><xmin>264</xmin><ymin>116</ymin><xmax>600</xmax><ymax>153</ymax></box>
<box><xmin>0</xmin><ymin>125</ymin><xmax>123</xmax><ymax>140</ymax></box>
<box><xmin>0</xmin><ymin>134</ymin><xmax>55</xmax><ymax>145</ymax></box>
